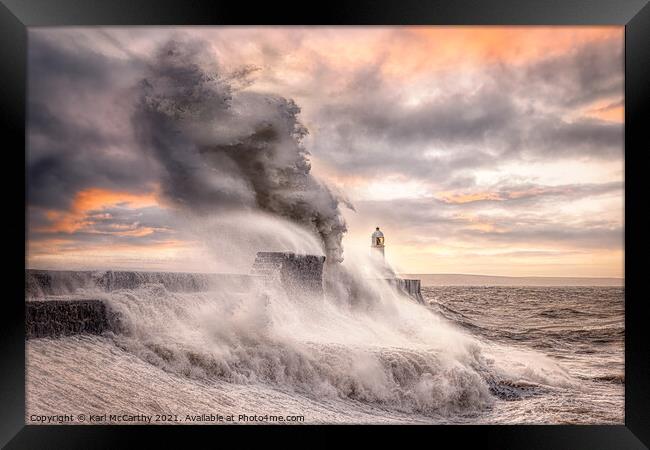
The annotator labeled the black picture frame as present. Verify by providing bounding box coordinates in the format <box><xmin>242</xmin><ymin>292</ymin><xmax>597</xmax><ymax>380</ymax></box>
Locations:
<box><xmin>2</xmin><ymin>0</ymin><xmax>648</xmax><ymax>448</ymax></box>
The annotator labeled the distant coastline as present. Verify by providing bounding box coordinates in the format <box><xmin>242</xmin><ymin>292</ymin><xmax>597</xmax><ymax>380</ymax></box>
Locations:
<box><xmin>399</xmin><ymin>274</ymin><xmax>624</xmax><ymax>287</ymax></box>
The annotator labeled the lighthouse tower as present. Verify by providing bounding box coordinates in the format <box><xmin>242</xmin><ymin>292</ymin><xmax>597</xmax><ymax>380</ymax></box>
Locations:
<box><xmin>371</xmin><ymin>226</ymin><xmax>385</xmax><ymax>260</ymax></box>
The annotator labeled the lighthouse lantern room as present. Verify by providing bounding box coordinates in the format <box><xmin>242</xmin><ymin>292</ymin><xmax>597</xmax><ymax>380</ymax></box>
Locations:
<box><xmin>371</xmin><ymin>226</ymin><xmax>385</xmax><ymax>259</ymax></box>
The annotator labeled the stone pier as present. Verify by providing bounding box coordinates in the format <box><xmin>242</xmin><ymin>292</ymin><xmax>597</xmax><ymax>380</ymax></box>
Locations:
<box><xmin>25</xmin><ymin>259</ymin><xmax>424</xmax><ymax>338</ymax></box>
<box><xmin>25</xmin><ymin>299</ymin><xmax>110</xmax><ymax>338</ymax></box>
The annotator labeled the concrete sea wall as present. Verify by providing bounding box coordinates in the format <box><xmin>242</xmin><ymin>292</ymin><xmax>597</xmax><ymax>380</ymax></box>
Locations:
<box><xmin>25</xmin><ymin>269</ymin><xmax>256</xmax><ymax>340</ymax></box>
<box><xmin>26</xmin><ymin>269</ymin><xmax>251</xmax><ymax>299</ymax></box>
<box><xmin>26</xmin><ymin>254</ymin><xmax>423</xmax><ymax>338</ymax></box>
<box><xmin>26</xmin><ymin>299</ymin><xmax>110</xmax><ymax>338</ymax></box>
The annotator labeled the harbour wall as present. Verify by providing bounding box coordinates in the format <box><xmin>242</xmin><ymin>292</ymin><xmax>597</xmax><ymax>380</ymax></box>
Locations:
<box><xmin>26</xmin><ymin>254</ymin><xmax>423</xmax><ymax>338</ymax></box>
<box><xmin>26</xmin><ymin>299</ymin><xmax>111</xmax><ymax>339</ymax></box>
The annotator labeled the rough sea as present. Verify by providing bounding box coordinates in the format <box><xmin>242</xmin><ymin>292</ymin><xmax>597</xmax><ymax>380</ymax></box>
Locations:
<box><xmin>423</xmin><ymin>286</ymin><xmax>624</xmax><ymax>424</ymax></box>
<box><xmin>26</xmin><ymin>280</ymin><xmax>624</xmax><ymax>425</ymax></box>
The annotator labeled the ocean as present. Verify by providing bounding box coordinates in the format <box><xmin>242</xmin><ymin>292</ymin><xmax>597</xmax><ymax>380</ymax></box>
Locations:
<box><xmin>423</xmin><ymin>286</ymin><xmax>624</xmax><ymax>424</ymax></box>
<box><xmin>25</xmin><ymin>279</ymin><xmax>624</xmax><ymax>425</ymax></box>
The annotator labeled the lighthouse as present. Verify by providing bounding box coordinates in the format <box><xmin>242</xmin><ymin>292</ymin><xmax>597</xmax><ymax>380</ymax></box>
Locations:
<box><xmin>371</xmin><ymin>226</ymin><xmax>385</xmax><ymax>260</ymax></box>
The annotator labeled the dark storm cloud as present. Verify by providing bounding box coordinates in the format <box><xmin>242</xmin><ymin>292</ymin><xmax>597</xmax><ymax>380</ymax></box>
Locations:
<box><xmin>346</xmin><ymin>84</ymin><xmax>516</xmax><ymax>146</ymax></box>
<box><xmin>28</xmin><ymin>105</ymin><xmax>155</xmax><ymax>209</ymax></box>
<box><xmin>27</xmin><ymin>32</ymin><xmax>156</xmax><ymax>209</ymax></box>
<box><xmin>309</xmin><ymin>35</ymin><xmax>623</xmax><ymax>183</ymax></box>
<box><xmin>524</xmin><ymin>117</ymin><xmax>623</xmax><ymax>159</ymax></box>
<box><xmin>521</xmin><ymin>36</ymin><xmax>623</xmax><ymax>108</ymax></box>
<box><xmin>315</xmin><ymin>83</ymin><xmax>516</xmax><ymax>176</ymax></box>
<box><xmin>28</xmin><ymin>33</ymin><xmax>118</xmax><ymax>91</ymax></box>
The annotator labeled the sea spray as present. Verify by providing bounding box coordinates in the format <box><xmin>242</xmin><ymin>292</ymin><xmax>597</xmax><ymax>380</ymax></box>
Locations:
<box><xmin>26</xmin><ymin>261</ymin><xmax>583</xmax><ymax>418</ymax></box>
<box><xmin>103</xmin><ymin>271</ymin><xmax>496</xmax><ymax>416</ymax></box>
<box><xmin>133</xmin><ymin>38</ymin><xmax>350</xmax><ymax>268</ymax></box>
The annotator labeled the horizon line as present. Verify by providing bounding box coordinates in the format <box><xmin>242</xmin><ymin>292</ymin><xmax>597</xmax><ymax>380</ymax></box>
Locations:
<box><xmin>398</xmin><ymin>273</ymin><xmax>624</xmax><ymax>280</ymax></box>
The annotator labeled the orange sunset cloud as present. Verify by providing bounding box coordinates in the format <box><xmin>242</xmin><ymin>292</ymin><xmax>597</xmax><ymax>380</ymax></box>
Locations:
<box><xmin>38</xmin><ymin>188</ymin><xmax>161</xmax><ymax>234</ymax></box>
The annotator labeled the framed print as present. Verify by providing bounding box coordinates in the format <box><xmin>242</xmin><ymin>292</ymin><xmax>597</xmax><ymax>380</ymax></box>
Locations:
<box><xmin>1</xmin><ymin>0</ymin><xmax>649</xmax><ymax>448</ymax></box>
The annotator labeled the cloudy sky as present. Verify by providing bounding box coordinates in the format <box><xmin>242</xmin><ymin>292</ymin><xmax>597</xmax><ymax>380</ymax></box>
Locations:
<box><xmin>27</xmin><ymin>27</ymin><xmax>624</xmax><ymax>277</ymax></box>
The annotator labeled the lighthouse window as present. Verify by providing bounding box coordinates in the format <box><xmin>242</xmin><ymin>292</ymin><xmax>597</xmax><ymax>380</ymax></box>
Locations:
<box><xmin>376</xmin><ymin>237</ymin><xmax>384</xmax><ymax>245</ymax></box>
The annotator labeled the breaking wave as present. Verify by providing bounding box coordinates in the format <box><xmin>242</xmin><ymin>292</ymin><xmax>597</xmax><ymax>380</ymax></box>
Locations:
<box><xmin>67</xmin><ymin>266</ymin><xmax>573</xmax><ymax>418</ymax></box>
